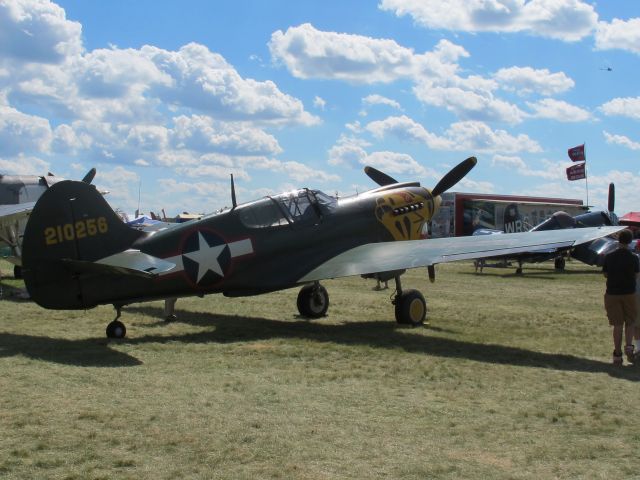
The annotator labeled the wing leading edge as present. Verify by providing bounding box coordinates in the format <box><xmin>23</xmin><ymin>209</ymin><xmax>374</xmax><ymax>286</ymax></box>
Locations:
<box><xmin>299</xmin><ymin>226</ymin><xmax>624</xmax><ymax>283</ymax></box>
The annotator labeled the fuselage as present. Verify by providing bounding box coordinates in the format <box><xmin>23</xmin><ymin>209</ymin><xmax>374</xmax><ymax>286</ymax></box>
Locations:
<box><xmin>64</xmin><ymin>184</ymin><xmax>437</xmax><ymax>308</ymax></box>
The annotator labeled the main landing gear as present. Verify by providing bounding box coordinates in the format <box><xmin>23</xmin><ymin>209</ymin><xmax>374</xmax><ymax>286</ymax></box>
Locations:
<box><xmin>106</xmin><ymin>306</ymin><xmax>127</xmax><ymax>339</ymax></box>
<box><xmin>297</xmin><ymin>282</ymin><xmax>329</xmax><ymax>318</ymax></box>
<box><xmin>295</xmin><ymin>274</ymin><xmax>427</xmax><ymax>327</ymax></box>
<box><xmin>392</xmin><ymin>275</ymin><xmax>427</xmax><ymax>327</ymax></box>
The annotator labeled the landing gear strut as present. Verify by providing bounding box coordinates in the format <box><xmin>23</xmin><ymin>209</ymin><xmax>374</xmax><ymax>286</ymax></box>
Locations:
<box><xmin>297</xmin><ymin>282</ymin><xmax>329</xmax><ymax>318</ymax></box>
<box><xmin>106</xmin><ymin>306</ymin><xmax>127</xmax><ymax>339</ymax></box>
<box><xmin>392</xmin><ymin>275</ymin><xmax>427</xmax><ymax>326</ymax></box>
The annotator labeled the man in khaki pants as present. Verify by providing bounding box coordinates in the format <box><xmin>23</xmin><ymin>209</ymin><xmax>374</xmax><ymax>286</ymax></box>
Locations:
<box><xmin>603</xmin><ymin>229</ymin><xmax>639</xmax><ymax>365</ymax></box>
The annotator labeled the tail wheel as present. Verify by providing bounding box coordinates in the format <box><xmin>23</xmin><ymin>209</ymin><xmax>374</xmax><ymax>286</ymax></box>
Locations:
<box><xmin>394</xmin><ymin>289</ymin><xmax>426</xmax><ymax>326</ymax></box>
<box><xmin>297</xmin><ymin>284</ymin><xmax>329</xmax><ymax>318</ymax></box>
<box><xmin>106</xmin><ymin>320</ymin><xmax>126</xmax><ymax>339</ymax></box>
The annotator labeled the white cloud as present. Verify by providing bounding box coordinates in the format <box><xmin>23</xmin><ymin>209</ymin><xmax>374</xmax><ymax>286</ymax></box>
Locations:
<box><xmin>365</xmin><ymin>115</ymin><xmax>541</xmax><ymax>153</ymax></box>
<box><xmin>600</xmin><ymin>97</ymin><xmax>640</xmax><ymax>120</ymax></box>
<box><xmin>0</xmin><ymin>0</ymin><xmax>83</xmax><ymax>64</ymax></box>
<box><xmin>269</xmin><ymin>23</ymin><xmax>462</xmax><ymax>84</ymax></box>
<box><xmin>170</xmin><ymin>115</ymin><xmax>282</xmax><ymax>156</ymax></box>
<box><xmin>0</xmin><ymin>154</ymin><xmax>50</xmax><ymax>175</ymax></box>
<box><xmin>494</xmin><ymin>66</ymin><xmax>574</xmax><ymax>96</ymax></box>
<box><xmin>269</xmin><ymin>23</ymin><xmax>416</xmax><ymax>83</ymax></box>
<box><xmin>145</xmin><ymin>43</ymin><xmax>319</xmax><ymax>126</ymax></box>
<box><xmin>0</xmin><ymin>105</ymin><xmax>52</xmax><ymax>155</ymax></box>
<box><xmin>362</xmin><ymin>94</ymin><xmax>402</xmax><ymax>110</ymax></box>
<box><xmin>595</xmin><ymin>18</ymin><xmax>640</xmax><ymax>55</ymax></box>
<box><xmin>491</xmin><ymin>154</ymin><xmax>527</xmax><ymax>170</ymax></box>
<box><xmin>379</xmin><ymin>0</ymin><xmax>598</xmax><ymax>41</ymax></box>
<box><xmin>313</xmin><ymin>96</ymin><xmax>326</xmax><ymax>110</ymax></box>
<box><xmin>444</xmin><ymin>121</ymin><xmax>542</xmax><ymax>153</ymax></box>
<box><xmin>603</xmin><ymin>131</ymin><xmax>640</xmax><ymax>151</ymax></box>
<box><xmin>413</xmin><ymin>83</ymin><xmax>526</xmax><ymax>124</ymax></box>
<box><xmin>526</xmin><ymin>98</ymin><xmax>590</xmax><ymax>122</ymax></box>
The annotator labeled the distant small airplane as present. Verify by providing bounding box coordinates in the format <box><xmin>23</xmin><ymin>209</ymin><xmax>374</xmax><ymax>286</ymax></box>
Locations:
<box><xmin>20</xmin><ymin>158</ymin><xmax>622</xmax><ymax>338</ymax></box>
<box><xmin>472</xmin><ymin>183</ymin><xmax>621</xmax><ymax>273</ymax></box>
<box><xmin>600</xmin><ymin>67</ymin><xmax>613</xmax><ymax>71</ymax></box>
<box><xmin>0</xmin><ymin>168</ymin><xmax>96</xmax><ymax>278</ymax></box>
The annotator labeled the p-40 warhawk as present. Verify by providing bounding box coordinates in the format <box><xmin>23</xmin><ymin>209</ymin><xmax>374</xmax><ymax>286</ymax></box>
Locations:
<box><xmin>21</xmin><ymin>157</ymin><xmax>621</xmax><ymax>338</ymax></box>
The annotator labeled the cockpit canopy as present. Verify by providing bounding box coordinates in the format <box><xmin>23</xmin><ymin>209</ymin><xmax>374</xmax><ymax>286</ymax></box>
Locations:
<box><xmin>239</xmin><ymin>189</ymin><xmax>336</xmax><ymax>229</ymax></box>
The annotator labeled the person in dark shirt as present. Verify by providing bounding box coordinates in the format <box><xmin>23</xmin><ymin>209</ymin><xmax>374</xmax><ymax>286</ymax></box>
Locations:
<box><xmin>603</xmin><ymin>229</ymin><xmax>640</xmax><ymax>365</ymax></box>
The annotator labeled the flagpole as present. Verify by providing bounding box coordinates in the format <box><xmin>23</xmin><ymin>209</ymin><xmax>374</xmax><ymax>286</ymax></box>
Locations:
<box><xmin>584</xmin><ymin>142</ymin><xmax>589</xmax><ymax>207</ymax></box>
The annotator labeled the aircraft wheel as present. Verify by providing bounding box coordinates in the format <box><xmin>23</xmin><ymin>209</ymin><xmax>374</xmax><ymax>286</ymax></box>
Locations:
<box><xmin>554</xmin><ymin>257</ymin><xmax>566</xmax><ymax>271</ymax></box>
<box><xmin>394</xmin><ymin>289</ymin><xmax>426</xmax><ymax>326</ymax></box>
<box><xmin>297</xmin><ymin>284</ymin><xmax>329</xmax><ymax>318</ymax></box>
<box><xmin>13</xmin><ymin>265</ymin><xmax>22</xmax><ymax>279</ymax></box>
<box><xmin>106</xmin><ymin>320</ymin><xmax>126</xmax><ymax>339</ymax></box>
<box><xmin>515</xmin><ymin>267</ymin><xmax>523</xmax><ymax>275</ymax></box>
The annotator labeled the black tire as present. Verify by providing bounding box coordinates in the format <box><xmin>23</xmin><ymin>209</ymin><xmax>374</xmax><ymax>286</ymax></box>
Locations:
<box><xmin>394</xmin><ymin>289</ymin><xmax>426</xmax><ymax>326</ymax></box>
<box><xmin>106</xmin><ymin>320</ymin><xmax>126</xmax><ymax>339</ymax></box>
<box><xmin>297</xmin><ymin>284</ymin><xmax>329</xmax><ymax>318</ymax></box>
<box><xmin>13</xmin><ymin>265</ymin><xmax>22</xmax><ymax>279</ymax></box>
<box><xmin>554</xmin><ymin>257</ymin><xmax>566</xmax><ymax>271</ymax></box>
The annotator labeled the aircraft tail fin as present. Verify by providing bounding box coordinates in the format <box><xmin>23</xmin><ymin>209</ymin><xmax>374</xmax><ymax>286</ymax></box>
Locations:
<box><xmin>22</xmin><ymin>180</ymin><xmax>144</xmax><ymax>309</ymax></box>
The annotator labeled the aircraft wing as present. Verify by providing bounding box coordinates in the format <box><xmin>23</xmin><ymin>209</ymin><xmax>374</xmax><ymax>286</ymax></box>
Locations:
<box><xmin>299</xmin><ymin>226</ymin><xmax>623</xmax><ymax>282</ymax></box>
<box><xmin>0</xmin><ymin>202</ymin><xmax>35</xmax><ymax>227</ymax></box>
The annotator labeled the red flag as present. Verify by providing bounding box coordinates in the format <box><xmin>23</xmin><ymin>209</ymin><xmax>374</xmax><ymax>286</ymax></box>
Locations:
<box><xmin>568</xmin><ymin>144</ymin><xmax>585</xmax><ymax>162</ymax></box>
<box><xmin>566</xmin><ymin>162</ymin><xmax>586</xmax><ymax>181</ymax></box>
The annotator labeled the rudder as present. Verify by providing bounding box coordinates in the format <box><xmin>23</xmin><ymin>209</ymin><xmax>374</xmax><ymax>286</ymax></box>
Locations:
<box><xmin>22</xmin><ymin>180</ymin><xmax>143</xmax><ymax>309</ymax></box>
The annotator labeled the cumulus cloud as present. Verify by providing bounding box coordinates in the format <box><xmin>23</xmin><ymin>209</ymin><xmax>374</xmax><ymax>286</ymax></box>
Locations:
<box><xmin>362</xmin><ymin>94</ymin><xmax>402</xmax><ymax>110</ymax></box>
<box><xmin>170</xmin><ymin>115</ymin><xmax>282</xmax><ymax>156</ymax></box>
<box><xmin>269</xmin><ymin>23</ymin><xmax>464</xmax><ymax>84</ymax></box>
<box><xmin>328</xmin><ymin>135</ymin><xmax>434</xmax><ymax>178</ymax></box>
<box><xmin>365</xmin><ymin>115</ymin><xmax>541</xmax><ymax>153</ymax></box>
<box><xmin>0</xmin><ymin>105</ymin><xmax>52</xmax><ymax>155</ymax></box>
<box><xmin>492</xmin><ymin>154</ymin><xmax>567</xmax><ymax>179</ymax></box>
<box><xmin>595</xmin><ymin>18</ymin><xmax>640</xmax><ymax>55</ymax></box>
<box><xmin>494</xmin><ymin>66</ymin><xmax>574</xmax><ymax>96</ymax></box>
<box><xmin>600</xmin><ymin>97</ymin><xmax>640</xmax><ymax>120</ymax></box>
<box><xmin>379</xmin><ymin>0</ymin><xmax>598</xmax><ymax>41</ymax></box>
<box><xmin>603</xmin><ymin>131</ymin><xmax>640</xmax><ymax>150</ymax></box>
<box><xmin>0</xmin><ymin>154</ymin><xmax>50</xmax><ymax>175</ymax></box>
<box><xmin>0</xmin><ymin>0</ymin><xmax>83</xmax><ymax>64</ymax></box>
<box><xmin>413</xmin><ymin>83</ymin><xmax>526</xmax><ymax>124</ymax></box>
<box><xmin>526</xmin><ymin>98</ymin><xmax>590</xmax><ymax>122</ymax></box>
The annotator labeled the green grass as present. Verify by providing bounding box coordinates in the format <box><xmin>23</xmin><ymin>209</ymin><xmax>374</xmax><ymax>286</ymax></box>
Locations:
<box><xmin>1</xmin><ymin>259</ymin><xmax>639</xmax><ymax>479</ymax></box>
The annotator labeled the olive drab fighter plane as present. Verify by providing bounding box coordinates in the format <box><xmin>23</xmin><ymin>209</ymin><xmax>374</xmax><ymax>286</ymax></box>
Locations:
<box><xmin>21</xmin><ymin>157</ymin><xmax>623</xmax><ymax>339</ymax></box>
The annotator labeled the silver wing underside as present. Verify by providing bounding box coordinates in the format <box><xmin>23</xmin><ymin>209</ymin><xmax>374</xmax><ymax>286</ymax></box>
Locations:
<box><xmin>299</xmin><ymin>226</ymin><xmax>623</xmax><ymax>282</ymax></box>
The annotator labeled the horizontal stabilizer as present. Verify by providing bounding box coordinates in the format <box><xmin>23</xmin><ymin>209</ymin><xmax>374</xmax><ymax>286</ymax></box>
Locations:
<box><xmin>60</xmin><ymin>250</ymin><xmax>175</xmax><ymax>279</ymax></box>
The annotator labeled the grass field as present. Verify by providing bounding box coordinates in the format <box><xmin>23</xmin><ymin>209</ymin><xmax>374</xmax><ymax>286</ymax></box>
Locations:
<box><xmin>1</xmin><ymin>259</ymin><xmax>639</xmax><ymax>479</ymax></box>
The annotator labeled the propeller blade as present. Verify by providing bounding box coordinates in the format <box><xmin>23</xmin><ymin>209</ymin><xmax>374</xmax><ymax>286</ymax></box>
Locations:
<box><xmin>364</xmin><ymin>166</ymin><xmax>399</xmax><ymax>186</ymax></box>
<box><xmin>608</xmin><ymin>183</ymin><xmax>615</xmax><ymax>213</ymax></box>
<box><xmin>82</xmin><ymin>168</ymin><xmax>97</xmax><ymax>184</ymax></box>
<box><xmin>431</xmin><ymin>156</ymin><xmax>477</xmax><ymax>197</ymax></box>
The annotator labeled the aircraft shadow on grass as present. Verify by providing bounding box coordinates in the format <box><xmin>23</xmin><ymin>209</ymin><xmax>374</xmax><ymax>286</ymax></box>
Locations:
<box><xmin>0</xmin><ymin>332</ymin><xmax>142</xmax><ymax>367</ymax></box>
<box><xmin>2</xmin><ymin>306</ymin><xmax>637</xmax><ymax>381</ymax></box>
<box><xmin>126</xmin><ymin>306</ymin><xmax>639</xmax><ymax>382</ymax></box>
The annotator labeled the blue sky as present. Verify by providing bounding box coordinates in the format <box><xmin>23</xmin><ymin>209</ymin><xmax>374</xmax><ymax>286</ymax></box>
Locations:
<box><xmin>1</xmin><ymin>0</ymin><xmax>639</xmax><ymax>216</ymax></box>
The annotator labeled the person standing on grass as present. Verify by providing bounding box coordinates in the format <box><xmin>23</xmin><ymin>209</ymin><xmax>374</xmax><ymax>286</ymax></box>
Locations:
<box><xmin>603</xmin><ymin>229</ymin><xmax>640</xmax><ymax>365</ymax></box>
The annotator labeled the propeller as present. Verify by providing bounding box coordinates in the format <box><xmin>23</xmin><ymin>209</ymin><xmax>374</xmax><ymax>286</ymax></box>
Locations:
<box><xmin>82</xmin><ymin>168</ymin><xmax>97</xmax><ymax>184</ymax></box>
<box><xmin>431</xmin><ymin>156</ymin><xmax>477</xmax><ymax>197</ymax></box>
<box><xmin>364</xmin><ymin>166</ymin><xmax>398</xmax><ymax>187</ymax></box>
<box><xmin>608</xmin><ymin>183</ymin><xmax>615</xmax><ymax>213</ymax></box>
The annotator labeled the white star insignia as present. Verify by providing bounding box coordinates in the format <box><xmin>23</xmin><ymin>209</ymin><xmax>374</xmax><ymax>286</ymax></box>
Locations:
<box><xmin>183</xmin><ymin>232</ymin><xmax>226</xmax><ymax>283</ymax></box>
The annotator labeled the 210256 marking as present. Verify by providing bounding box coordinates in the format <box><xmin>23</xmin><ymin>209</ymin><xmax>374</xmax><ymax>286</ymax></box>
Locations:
<box><xmin>44</xmin><ymin>217</ymin><xmax>108</xmax><ymax>245</ymax></box>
